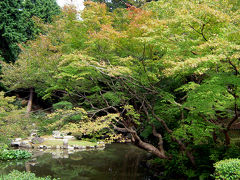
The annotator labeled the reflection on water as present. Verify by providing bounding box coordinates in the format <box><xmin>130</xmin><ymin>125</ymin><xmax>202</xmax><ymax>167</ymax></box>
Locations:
<box><xmin>0</xmin><ymin>144</ymin><xmax>153</xmax><ymax>180</ymax></box>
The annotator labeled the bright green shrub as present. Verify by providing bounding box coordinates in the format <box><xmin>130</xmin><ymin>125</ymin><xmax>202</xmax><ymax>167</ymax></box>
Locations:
<box><xmin>53</xmin><ymin>101</ymin><xmax>73</xmax><ymax>110</ymax></box>
<box><xmin>0</xmin><ymin>149</ymin><xmax>31</xmax><ymax>161</ymax></box>
<box><xmin>214</xmin><ymin>158</ymin><xmax>240</xmax><ymax>180</ymax></box>
<box><xmin>0</xmin><ymin>170</ymin><xmax>57</xmax><ymax>180</ymax></box>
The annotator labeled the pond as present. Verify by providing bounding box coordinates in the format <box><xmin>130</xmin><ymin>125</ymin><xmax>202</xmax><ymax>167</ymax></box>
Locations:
<box><xmin>0</xmin><ymin>143</ymin><xmax>155</xmax><ymax>180</ymax></box>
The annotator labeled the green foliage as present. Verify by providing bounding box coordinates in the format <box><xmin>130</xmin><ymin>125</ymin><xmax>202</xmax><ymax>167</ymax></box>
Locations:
<box><xmin>0</xmin><ymin>92</ymin><xmax>33</xmax><ymax>140</ymax></box>
<box><xmin>0</xmin><ymin>149</ymin><xmax>31</xmax><ymax>161</ymax></box>
<box><xmin>214</xmin><ymin>159</ymin><xmax>240</xmax><ymax>180</ymax></box>
<box><xmin>140</xmin><ymin>125</ymin><xmax>152</xmax><ymax>139</ymax></box>
<box><xmin>53</xmin><ymin>101</ymin><xmax>73</xmax><ymax>110</ymax></box>
<box><xmin>0</xmin><ymin>170</ymin><xmax>57</xmax><ymax>180</ymax></box>
<box><xmin>0</xmin><ymin>0</ymin><xmax>60</xmax><ymax>62</ymax></box>
<box><xmin>90</xmin><ymin>0</ymin><xmax>156</xmax><ymax>11</ymax></box>
<box><xmin>149</xmin><ymin>151</ymin><xmax>191</xmax><ymax>178</ymax></box>
<box><xmin>0</xmin><ymin>0</ymin><xmax>29</xmax><ymax>62</ymax></box>
<box><xmin>1</xmin><ymin>0</ymin><xmax>240</xmax><ymax>178</ymax></box>
<box><xmin>23</xmin><ymin>0</ymin><xmax>60</xmax><ymax>23</ymax></box>
<box><xmin>46</xmin><ymin>106</ymin><xmax>121</xmax><ymax>142</ymax></box>
<box><xmin>0</xmin><ymin>92</ymin><xmax>16</xmax><ymax>113</ymax></box>
<box><xmin>124</xmin><ymin>105</ymin><xmax>140</xmax><ymax>125</ymax></box>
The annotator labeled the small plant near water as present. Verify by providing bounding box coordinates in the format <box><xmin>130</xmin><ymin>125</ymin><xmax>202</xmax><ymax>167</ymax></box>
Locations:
<box><xmin>213</xmin><ymin>158</ymin><xmax>240</xmax><ymax>180</ymax></box>
<box><xmin>0</xmin><ymin>149</ymin><xmax>31</xmax><ymax>161</ymax></box>
<box><xmin>0</xmin><ymin>170</ymin><xmax>58</xmax><ymax>180</ymax></box>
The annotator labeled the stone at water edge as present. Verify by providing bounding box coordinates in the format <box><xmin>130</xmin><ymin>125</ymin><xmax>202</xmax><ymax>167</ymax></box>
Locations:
<box><xmin>63</xmin><ymin>135</ymin><xmax>75</xmax><ymax>139</ymax></box>
<box><xmin>31</xmin><ymin>137</ymin><xmax>44</xmax><ymax>144</ymax></box>
<box><xmin>11</xmin><ymin>141</ymin><xmax>21</xmax><ymax>147</ymax></box>
<box><xmin>54</xmin><ymin>136</ymin><xmax>64</xmax><ymax>139</ymax></box>
<box><xmin>68</xmin><ymin>146</ymin><xmax>74</xmax><ymax>150</ymax></box>
<box><xmin>78</xmin><ymin>146</ymin><xmax>86</xmax><ymax>149</ymax></box>
<box><xmin>20</xmin><ymin>140</ymin><xmax>32</xmax><ymax>148</ymax></box>
<box><xmin>52</xmin><ymin>131</ymin><xmax>61</xmax><ymax>136</ymax></box>
<box><xmin>52</xmin><ymin>131</ymin><xmax>66</xmax><ymax>138</ymax></box>
<box><xmin>86</xmin><ymin>145</ymin><xmax>95</xmax><ymax>149</ymax></box>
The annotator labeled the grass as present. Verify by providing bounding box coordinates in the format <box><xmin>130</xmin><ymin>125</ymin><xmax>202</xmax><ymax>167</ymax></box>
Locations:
<box><xmin>69</xmin><ymin>140</ymin><xmax>97</xmax><ymax>146</ymax></box>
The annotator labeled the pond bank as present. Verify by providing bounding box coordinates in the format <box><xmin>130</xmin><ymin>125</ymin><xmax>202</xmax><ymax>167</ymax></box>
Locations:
<box><xmin>11</xmin><ymin>135</ymin><xmax>106</xmax><ymax>150</ymax></box>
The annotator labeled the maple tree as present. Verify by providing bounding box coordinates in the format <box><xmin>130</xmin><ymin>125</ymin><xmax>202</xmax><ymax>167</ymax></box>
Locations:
<box><xmin>1</xmin><ymin>0</ymin><xmax>240</xmax><ymax>178</ymax></box>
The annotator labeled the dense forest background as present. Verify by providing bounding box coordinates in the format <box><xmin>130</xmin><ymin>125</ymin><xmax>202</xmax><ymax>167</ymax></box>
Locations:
<box><xmin>0</xmin><ymin>0</ymin><xmax>240</xmax><ymax>179</ymax></box>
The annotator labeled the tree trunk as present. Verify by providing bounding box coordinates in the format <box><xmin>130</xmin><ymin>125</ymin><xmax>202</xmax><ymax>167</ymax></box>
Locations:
<box><xmin>223</xmin><ymin>129</ymin><xmax>230</xmax><ymax>146</ymax></box>
<box><xmin>212</xmin><ymin>130</ymin><xmax>217</xmax><ymax>143</ymax></box>
<box><xmin>131</xmin><ymin>131</ymin><xmax>168</xmax><ymax>159</ymax></box>
<box><xmin>26</xmin><ymin>87</ymin><xmax>34</xmax><ymax>114</ymax></box>
<box><xmin>113</xmin><ymin>125</ymin><xmax>169</xmax><ymax>159</ymax></box>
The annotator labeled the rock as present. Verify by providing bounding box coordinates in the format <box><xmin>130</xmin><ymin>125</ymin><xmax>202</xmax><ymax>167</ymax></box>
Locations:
<box><xmin>63</xmin><ymin>135</ymin><xmax>75</xmax><ymax>139</ymax></box>
<box><xmin>15</xmin><ymin>138</ymin><xmax>22</xmax><ymax>141</ymax></box>
<box><xmin>30</xmin><ymin>129</ymin><xmax>38</xmax><ymax>137</ymax></box>
<box><xmin>11</xmin><ymin>141</ymin><xmax>21</xmax><ymax>147</ymax></box>
<box><xmin>56</xmin><ymin>145</ymin><xmax>60</xmax><ymax>149</ymax></box>
<box><xmin>54</xmin><ymin>136</ymin><xmax>64</xmax><ymax>139</ymax></box>
<box><xmin>78</xmin><ymin>146</ymin><xmax>86</xmax><ymax>149</ymax></box>
<box><xmin>68</xmin><ymin>146</ymin><xmax>74</xmax><ymax>150</ymax></box>
<box><xmin>20</xmin><ymin>141</ymin><xmax>32</xmax><ymax>148</ymax></box>
<box><xmin>53</xmin><ymin>131</ymin><xmax>65</xmax><ymax>139</ymax></box>
<box><xmin>53</xmin><ymin>131</ymin><xmax>61</xmax><ymax>136</ymax></box>
<box><xmin>30</xmin><ymin>132</ymin><xmax>37</xmax><ymax>138</ymax></box>
<box><xmin>31</xmin><ymin>137</ymin><xmax>44</xmax><ymax>144</ymax></box>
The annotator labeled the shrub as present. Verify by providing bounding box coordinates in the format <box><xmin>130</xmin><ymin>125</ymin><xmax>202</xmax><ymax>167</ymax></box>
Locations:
<box><xmin>0</xmin><ymin>149</ymin><xmax>31</xmax><ymax>161</ymax></box>
<box><xmin>0</xmin><ymin>170</ymin><xmax>57</xmax><ymax>180</ymax></box>
<box><xmin>0</xmin><ymin>92</ymin><xmax>33</xmax><ymax>140</ymax></box>
<box><xmin>213</xmin><ymin>158</ymin><xmax>240</xmax><ymax>180</ymax></box>
<box><xmin>52</xmin><ymin>101</ymin><xmax>73</xmax><ymax>110</ymax></box>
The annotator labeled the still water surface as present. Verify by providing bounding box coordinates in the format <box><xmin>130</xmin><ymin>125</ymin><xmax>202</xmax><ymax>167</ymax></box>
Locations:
<box><xmin>0</xmin><ymin>144</ymin><xmax>154</xmax><ymax>180</ymax></box>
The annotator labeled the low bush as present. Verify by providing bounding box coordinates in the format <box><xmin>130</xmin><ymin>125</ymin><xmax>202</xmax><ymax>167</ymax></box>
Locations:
<box><xmin>53</xmin><ymin>101</ymin><xmax>73</xmax><ymax>110</ymax></box>
<box><xmin>0</xmin><ymin>149</ymin><xmax>31</xmax><ymax>161</ymax></box>
<box><xmin>213</xmin><ymin>158</ymin><xmax>240</xmax><ymax>180</ymax></box>
<box><xmin>0</xmin><ymin>170</ymin><xmax>57</xmax><ymax>180</ymax></box>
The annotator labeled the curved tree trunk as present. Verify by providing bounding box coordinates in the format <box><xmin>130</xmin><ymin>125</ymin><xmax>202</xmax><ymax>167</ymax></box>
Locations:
<box><xmin>26</xmin><ymin>87</ymin><xmax>34</xmax><ymax>114</ymax></box>
<box><xmin>113</xmin><ymin>125</ymin><xmax>168</xmax><ymax>159</ymax></box>
<box><xmin>131</xmin><ymin>130</ymin><xmax>168</xmax><ymax>159</ymax></box>
<box><xmin>223</xmin><ymin>129</ymin><xmax>230</xmax><ymax>146</ymax></box>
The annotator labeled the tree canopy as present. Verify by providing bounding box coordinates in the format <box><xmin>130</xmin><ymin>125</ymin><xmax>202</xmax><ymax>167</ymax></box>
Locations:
<box><xmin>1</xmin><ymin>0</ymin><xmax>240</xmax><ymax>178</ymax></box>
